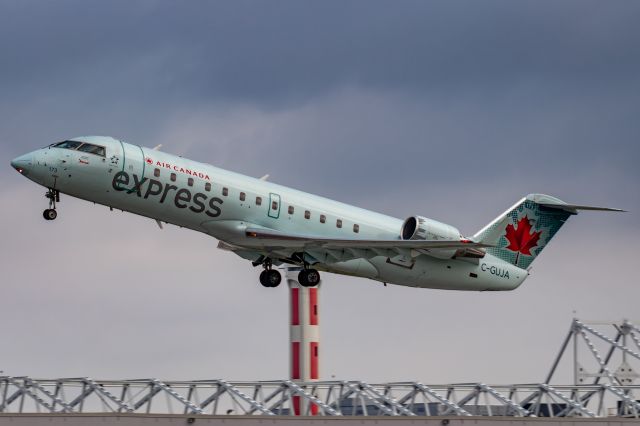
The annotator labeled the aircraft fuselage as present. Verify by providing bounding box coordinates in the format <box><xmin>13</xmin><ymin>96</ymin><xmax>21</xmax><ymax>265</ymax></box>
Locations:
<box><xmin>11</xmin><ymin>136</ymin><xmax>527</xmax><ymax>291</ymax></box>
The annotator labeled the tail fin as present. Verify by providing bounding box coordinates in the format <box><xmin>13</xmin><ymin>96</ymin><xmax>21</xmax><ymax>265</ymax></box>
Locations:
<box><xmin>473</xmin><ymin>194</ymin><xmax>623</xmax><ymax>269</ymax></box>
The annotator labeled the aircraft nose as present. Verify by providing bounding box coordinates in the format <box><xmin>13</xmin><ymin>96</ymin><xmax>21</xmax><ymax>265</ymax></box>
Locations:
<box><xmin>10</xmin><ymin>152</ymin><xmax>33</xmax><ymax>175</ymax></box>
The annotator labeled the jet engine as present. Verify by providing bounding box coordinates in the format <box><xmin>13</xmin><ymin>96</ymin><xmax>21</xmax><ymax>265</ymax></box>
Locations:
<box><xmin>400</xmin><ymin>216</ymin><xmax>462</xmax><ymax>259</ymax></box>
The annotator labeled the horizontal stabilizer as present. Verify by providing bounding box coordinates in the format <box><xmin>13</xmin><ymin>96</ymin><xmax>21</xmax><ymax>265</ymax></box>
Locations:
<box><xmin>538</xmin><ymin>203</ymin><xmax>626</xmax><ymax>213</ymax></box>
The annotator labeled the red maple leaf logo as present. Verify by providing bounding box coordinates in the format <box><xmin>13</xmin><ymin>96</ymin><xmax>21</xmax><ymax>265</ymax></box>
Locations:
<box><xmin>145</xmin><ymin>157</ymin><xmax>153</xmax><ymax>164</ymax></box>
<box><xmin>505</xmin><ymin>215</ymin><xmax>542</xmax><ymax>266</ymax></box>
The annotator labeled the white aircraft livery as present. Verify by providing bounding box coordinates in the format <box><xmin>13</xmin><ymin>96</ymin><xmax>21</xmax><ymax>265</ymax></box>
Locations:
<box><xmin>11</xmin><ymin>136</ymin><xmax>622</xmax><ymax>290</ymax></box>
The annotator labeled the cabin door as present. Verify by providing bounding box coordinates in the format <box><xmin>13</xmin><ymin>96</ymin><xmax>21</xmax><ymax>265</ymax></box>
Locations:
<box><xmin>268</xmin><ymin>193</ymin><xmax>281</xmax><ymax>219</ymax></box>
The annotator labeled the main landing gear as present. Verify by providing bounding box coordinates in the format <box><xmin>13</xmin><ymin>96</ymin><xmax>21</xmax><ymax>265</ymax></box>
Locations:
<box><xmin>259</xmin><ymin>259</ymin><xmax>282</xmax><ymax>288</ymax></box>
<box><xmin>43</xmin><ymin>188</ymin><xmax>60</xmax><ymax>221</ymax></box>
<box><xmin>256</xmin><ymin>258</ymin><xmax>321</xmax><ymax>288</ymax></box>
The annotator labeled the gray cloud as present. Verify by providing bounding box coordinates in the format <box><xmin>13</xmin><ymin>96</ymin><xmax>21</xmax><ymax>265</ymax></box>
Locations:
<box><xmin>1</xmin><ymin>1</ymin><xmax>639</xmax><ymax>104</ymax></box>
<box><xmin>149</xmin><ymin>89</ymin><xmax>639</xmax><ymax>224</ymax></box>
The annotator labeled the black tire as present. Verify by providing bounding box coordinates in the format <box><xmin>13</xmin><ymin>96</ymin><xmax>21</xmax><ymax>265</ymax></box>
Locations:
<box><xmin>266</xmin><ymin>270</ymin><xmax>281</xmax><ymax>287</ymax></box>
<box><xmin>43</xmin><ymin>209</ymin><xmax>57</xmax><ymax>220</ymax></box>
<box><xmin>298</xmin><ymin>269</ymin><xmax>320</xmax><ymax>287</ymax></box>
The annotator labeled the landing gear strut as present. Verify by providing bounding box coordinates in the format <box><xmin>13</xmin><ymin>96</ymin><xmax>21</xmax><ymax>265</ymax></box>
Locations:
<box><xmin>43</xmin><ymin>188</ymin><xmax>60</xmax><ymax>221</ymax></box>
<box><xmin>259</xmin><ymin>259</ymin><xmax>282</xmax><ymax>288</ymax></box>
<box><xmin>298</xmin><ymin>268</ymin><xmax>320</xmax><ymax>287</ymax></box>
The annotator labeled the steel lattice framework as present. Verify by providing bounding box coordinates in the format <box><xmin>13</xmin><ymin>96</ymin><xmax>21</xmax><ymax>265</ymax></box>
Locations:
<box><xmin>1</xmin><ymin>378</ymin><xmax>640</xmax><ymax>417</ymax></box>
<box><xmin>1</xmin><ymin>319</ymin><xmax>638</xmax><ymax>418</ymax></box>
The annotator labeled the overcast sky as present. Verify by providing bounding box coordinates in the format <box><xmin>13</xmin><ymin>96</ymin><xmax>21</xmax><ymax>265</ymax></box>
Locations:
<box><xmin>1</xmin><ymin>1</ymin><xmax>639</xmax><ymax>385</ymax></box>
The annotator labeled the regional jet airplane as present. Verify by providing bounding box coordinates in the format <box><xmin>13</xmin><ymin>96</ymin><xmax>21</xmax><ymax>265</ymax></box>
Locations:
<box><xmin>11</xmin><ymin>136</ymin><xmax>621</xmax><ymax>290</ymax></box>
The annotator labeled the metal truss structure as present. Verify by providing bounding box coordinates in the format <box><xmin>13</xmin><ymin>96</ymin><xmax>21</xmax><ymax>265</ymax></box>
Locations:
<box><xmin>546</xmin><ymin>319</ymin><xmax>640</xmax><ymax>387</ymax></box>
<box><xmin>1</xmin><ymin>319</ymin><xmax>638</xmax><ymax>418</ymax></box>
<box><xmin>1</xmin><ymin>378</ymin><xmax>640</xmax><ymax>418</ymax></box>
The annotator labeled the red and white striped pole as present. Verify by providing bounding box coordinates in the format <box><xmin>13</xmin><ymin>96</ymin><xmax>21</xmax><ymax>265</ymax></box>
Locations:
<box><xmin>287</xmin><ymin>268</ymin><xmax>320</xmax><ymax>416</ymax></box>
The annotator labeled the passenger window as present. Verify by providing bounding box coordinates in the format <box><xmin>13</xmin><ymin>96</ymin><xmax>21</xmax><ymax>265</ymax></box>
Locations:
<box><xmin>272</xmin><ymin>201</ymin><xmax>278</xmax><ymax>210</ymax></box>
<box><xmin>305</xmin><ymin>210</ymin><xmax>311</xmax><ymax>219</ymax></box>
<box><xmin>256</xmin><ymin>196</ymin><xmax>262</xmax><ymax>206</ymax></box>
<box><xmin>240</xmin><ymin>192</ymin><xmax>246</xmax><ymax>201</ymax></box>
<box><xmin>188</xmin><ymin>178</ymin><xmax>194</xmax><ymax>187</ymax></box>
<box><xmin>288</xmin><ymin>206</ymin><xmax>294</xmax><ymax>215</ymax></box>
<box><xmin>222</xmin><ymin>187</ymin><xmax>228</xmax><ymax>196</ymax></box>
<box><xmin>170</xmin><ymin>173</ymin><xmax>176</xmax><ymax>182</ymax></box>
<box><xmin>336</xmin><ymin>219</ymin><xmax>342</xmax><ymax>228</ymax></box>
<box><xmin>205</xmin><ymin>182</ymin><xmax>211</xmax><ymax>192</ymax></box>
<box><xmin>154</xmin><ymin>168</ymin><xmax>160</xmax><ymax>177</ymax></box>
<box><xmin>353</xmin><ymin>224</ymin><xmax>360</xmax><ymax>233</ymax></box>
<box><xmin>320</xmin><ymin>214</ymin><xmax>326</xmax><ymax>224</ymax></box>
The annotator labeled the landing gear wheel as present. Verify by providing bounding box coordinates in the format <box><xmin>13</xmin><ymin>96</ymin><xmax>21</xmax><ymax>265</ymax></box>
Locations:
<box><xmin>298</xmin><ymin>269</ymin><xmax>320</xmax><ymax>287</ymax></box>
<box><xmin>43</xmin><ymin>209</ymin><xmax>57</xmax><ymax>220</ymax></box>
<box><xmin>259</xmin><ymin>269</ymin><xmax>282</xmax><ymax>288</ymax></box>
<box><xmin>44</xmin><ymin>188</ymin><xmax>60</xmax><ymax>221</ymax></box>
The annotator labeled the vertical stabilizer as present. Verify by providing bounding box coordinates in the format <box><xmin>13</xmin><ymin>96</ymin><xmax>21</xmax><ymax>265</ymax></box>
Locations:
<box><xmin>473</xmin><ymin>194</ymin><xmax>574</xmax><ymax>269</ymax></box>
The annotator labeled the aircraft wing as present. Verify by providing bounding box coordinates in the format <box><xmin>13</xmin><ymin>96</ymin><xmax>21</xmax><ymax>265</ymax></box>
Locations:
<box><xmin>243</xmin><ymin>227</ymin><xmax>490</xmax><ymax>262</ymax></box>
<box><xmin>246</xmin><ymin>227</ymin><xmax>488</xmax><ymax>249</ymax></box>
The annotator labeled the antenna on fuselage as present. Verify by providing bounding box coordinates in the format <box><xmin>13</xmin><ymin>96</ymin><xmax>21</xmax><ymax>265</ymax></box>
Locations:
<box><xmin>152</xmin><ymin>144</ymin><xmax>163</xmax><ymax>151</ymax></box>
<box><xmin>260</xmin><ymin>174</ymin><xmax>269</xmax><ymax>181</ymax></box>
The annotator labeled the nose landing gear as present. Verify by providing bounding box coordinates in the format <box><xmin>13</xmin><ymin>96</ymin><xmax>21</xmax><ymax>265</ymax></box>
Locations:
<box><xmin>43</xmin><ymin>188</ymin><xmax>60</xmax><ymax>221</ymax></box>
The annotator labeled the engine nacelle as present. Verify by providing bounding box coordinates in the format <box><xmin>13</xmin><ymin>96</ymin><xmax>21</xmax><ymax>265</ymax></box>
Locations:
<box><xmin>401</xmin><ymin>215</ymin><xmax>462</xmax><ymax>259</ymax></box>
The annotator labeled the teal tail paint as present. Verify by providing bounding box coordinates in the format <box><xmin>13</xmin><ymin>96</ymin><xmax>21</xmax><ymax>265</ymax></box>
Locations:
<box><xmin>473</xmin><ymin>194</ymin><xmax>574</xmax><ymax>269</ymax></box>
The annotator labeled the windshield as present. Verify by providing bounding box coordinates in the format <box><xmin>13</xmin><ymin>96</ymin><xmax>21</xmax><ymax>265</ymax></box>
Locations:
<box><xmin>52</xmin><ymin>140</ymin><xmax>106</xmax><ymax>157</ymax></box>
<box><xmin>54</xmin><ymin>140</ymin><xmax>83</xmax><ymax>149</ymax></box>
<box><xmin>77</xmin><ymin>143</ymin><xmax>106</xmax><ymax>156</ymax></box>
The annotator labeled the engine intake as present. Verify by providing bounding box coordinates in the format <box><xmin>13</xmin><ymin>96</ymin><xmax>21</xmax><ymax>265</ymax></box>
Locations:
<box><xmin>401</xmin><ymin>215</ymin><xmax>463</xmax><ymax>260</ymax></box>
<box><xmin>401</xmin><ymin>216</ymin><xmax>461</xmax><ymax>242</ymax></box>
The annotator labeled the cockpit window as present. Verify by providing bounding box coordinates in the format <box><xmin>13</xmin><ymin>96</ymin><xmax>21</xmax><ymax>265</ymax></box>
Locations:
<box><xmin>54</xmin><ymin>140</ymin><xmax>83</xmax><ymax>149</ymax></box>
<box><xmin>77</xmin><ymin>143</ymin><xmax>106</xmax><ymax>156</ymax></box>
<box><xmin>53</xmin><ymin>140</ymin><xmax>106</xmax><ymax>157</ymax></box>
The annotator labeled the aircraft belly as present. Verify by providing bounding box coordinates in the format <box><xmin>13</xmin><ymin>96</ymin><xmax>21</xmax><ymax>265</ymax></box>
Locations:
<box><xmin>321</xmin><ymin>259</ymin><xmax>379</xmax><ymax>279</ymax></box>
